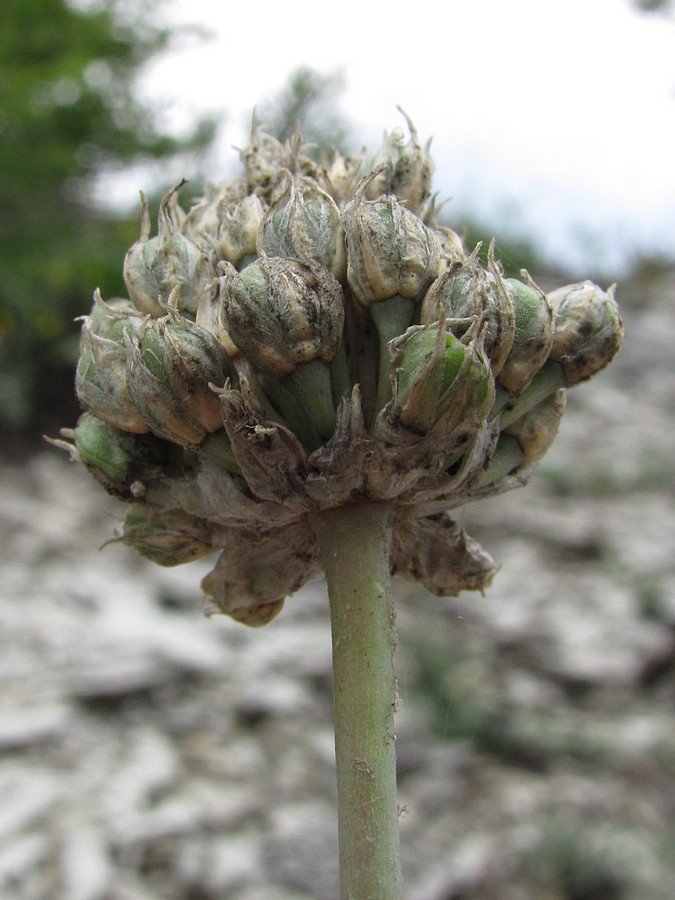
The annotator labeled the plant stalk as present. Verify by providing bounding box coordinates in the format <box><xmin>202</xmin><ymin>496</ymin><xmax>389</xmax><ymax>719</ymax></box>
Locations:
<box><xmin>312</xmin><ymin>502</ymin><xmax>402</xmax><ymax>900</ymax></box>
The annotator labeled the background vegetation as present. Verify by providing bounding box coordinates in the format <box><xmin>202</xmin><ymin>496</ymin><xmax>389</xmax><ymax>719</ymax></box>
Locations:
<box><xmin>1</xmin><ymin>0</ymin><xmax>672</xmax><ymax>444</ymax></box>
<box><xmin>0</xmin><ymin>0</ymin><xmax>215</xmax><ymax>434</ymax></box>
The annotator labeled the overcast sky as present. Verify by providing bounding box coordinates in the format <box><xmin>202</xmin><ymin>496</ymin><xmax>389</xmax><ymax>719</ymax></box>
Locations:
<box><xmin>135</xmin><ymin>0</ymin><xmax>675</xmax><ymax>276</ymax></box>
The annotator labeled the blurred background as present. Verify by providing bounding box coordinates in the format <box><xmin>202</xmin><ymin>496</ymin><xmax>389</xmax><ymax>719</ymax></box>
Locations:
<box><xmin>1</xmin><ymin>0</ymin><xmax>675</xmax><ymax>897</ymax></box>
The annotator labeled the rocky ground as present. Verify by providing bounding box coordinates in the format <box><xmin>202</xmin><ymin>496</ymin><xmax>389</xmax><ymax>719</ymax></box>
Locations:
<box><xmin>1</xmin><ymin>268</ymin><xmax>675</xmax><ymax>899</ymax></box>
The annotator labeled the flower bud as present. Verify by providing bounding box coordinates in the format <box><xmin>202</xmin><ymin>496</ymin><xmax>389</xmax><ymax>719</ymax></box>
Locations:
<box><xmin>218</xmin><ymin>193</ymin><xmax>267</xmax><ymax>267</ymax></box>
<box><xmin>126</xmin><ymin>301</ymin><xmax>233</xmax><ymax>447</ymax></box>
<box><xmin>420</xmin><ymin>245</ymin><xmax>515</xmax><ymax>376</ymax></box>
<box><xmin>219</xmin><ymin>256</ymin><xmax>344</xmax><ymax>378</ymax></box>
<box><xmin>69</xmin><ymin>413</ymin><xmax>168</xmax><ymax>498</ymax></box>
<box><xmin>75</xmin><ymin>293</ymin><xmax>149</xmax><ymax>433</ymax></box>
<box><xmin>359</xmin><ymin>109</ymin><xmax>433</xmax><ymax>214</ymax></box>
<box><xmin>342</xmin><ymin>183</ymin><xmax>443</xmax><ymax>306</ymax></box>
<box><xmin>546</xmin><ymin>281</ymin><xmax>624</xmax><ymax>385</ymax></box>
<box><xmin>497</xmin><ymin>275</ymin><xmax>554</xmax><ymax>394</ymax></box>
<box><xmin>257</xmin><ymin>175</ymin><xmax>346</xmax><ymax>279</ymax></box>
<box><xmin>386</xmin><ymin>320</ymin><xmax>493</xmax><ymax>435</ymax></box>
<box><xmin>123</xmin><ymin>182</ymin><xmax>214</xmax><ymax>316</ymax></box>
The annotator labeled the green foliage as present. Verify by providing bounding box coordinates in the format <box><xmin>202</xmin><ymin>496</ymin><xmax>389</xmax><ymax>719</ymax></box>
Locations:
<box><xmin>0</xmin><ymin>0</ymin><xmax>215</xmax><ymax>431</ymax></box>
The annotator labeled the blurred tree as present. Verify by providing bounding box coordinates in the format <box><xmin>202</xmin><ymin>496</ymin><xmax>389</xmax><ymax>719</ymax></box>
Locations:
<box><xmin>0</xmin><ymin>0</ymin><xmax>216</xmax><ymax>434</ymax></box>
<box><xmin>634</xmin><ymin>0</ymin><xmax>673</xmax><ymax>11</ymax></box>
<box><xmin>257</xmin><ymin>66</ymin><xmax>352</xmax><ymax>156</ymax></box>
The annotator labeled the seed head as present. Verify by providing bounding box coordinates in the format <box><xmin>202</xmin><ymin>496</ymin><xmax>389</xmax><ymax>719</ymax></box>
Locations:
<box><xmin>56</xmin><ymin>114</ymin><xmax>624</xmax><ymax>625</ymax></box>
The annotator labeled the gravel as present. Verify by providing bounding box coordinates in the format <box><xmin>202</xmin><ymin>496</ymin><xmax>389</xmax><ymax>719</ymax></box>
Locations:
<box><xmin>2</xmin><ymin>270</ymin><xmax>674</xmax><ymax>898</ymax></box>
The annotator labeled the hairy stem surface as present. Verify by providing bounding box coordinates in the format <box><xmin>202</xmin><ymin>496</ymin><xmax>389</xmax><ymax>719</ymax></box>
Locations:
<box><xmin>313</xmin><ymin>502</ymin><xmax>402</xmax><ymax>900</ymax></box>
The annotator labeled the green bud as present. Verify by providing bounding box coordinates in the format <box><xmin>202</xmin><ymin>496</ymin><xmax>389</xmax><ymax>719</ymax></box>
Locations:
<box><xmin>126</xmin><ymin>301</ymin><xmax>233</xmax><ymax>447</ymax></box>
<box><xmin>75</xmin><ymin>292</ymin><xmax>149</xmax><ymax>433</ymax></box>
<box><xmin>342</xmin><ymin>182</ymin><xmax>443</xmax><ymax>306</ymax></box>
<box><xmin>218</xmin><ymin>193</ymin><xmax>267</xmax><ymax>267</ymax></box>
<box><xmin>257</xmin><ymin>175</ymin><xmax>346</xmax><ymax>280</ymax></box>
<box><xmin>123</xmin><ymin>182</ymin><xmax>214</xmax><ymax>316</ymax></box>
<box><xmin>498</xmin><ymin>275</ymin><xmax>554</xmax><ymax>394</ymax></box>
<box><xmin>386</xmin><ymin>320</ymin><xmax>493</xmax><ymax>435</ymax></box>
<box><xmin>547</xmin><ymin>281</ymin><xmax>624</xmax><ymax>385</ymax></box>
<box><xmin>420</xmin><ymin>245</ymin><xmax>515</xmax><ymax>376</ymax></box>
<box><xmin>69</xmin><ymin>413</ymin><xmax>168</xmax><ymax>498</ymax></box>
<box><xmin>219</xmin><ymin>256</ymin><xmax>345</xmax><ymax>378</ymax></box>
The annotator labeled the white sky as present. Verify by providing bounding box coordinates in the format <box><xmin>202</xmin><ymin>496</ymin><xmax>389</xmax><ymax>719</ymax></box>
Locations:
<box><xmin>135</xmin><ymin>0</ymin><xmax>675</xmax><ymax>275</ymax></box>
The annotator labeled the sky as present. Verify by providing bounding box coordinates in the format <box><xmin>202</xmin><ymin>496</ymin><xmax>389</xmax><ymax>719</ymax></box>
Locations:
<box><xmin>132</xmin><ymin>0</ymin><xmax>675</xmax><ymax>277</ymax></box>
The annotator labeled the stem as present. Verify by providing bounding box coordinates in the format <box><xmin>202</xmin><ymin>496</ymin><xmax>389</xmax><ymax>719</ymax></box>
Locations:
<box><xmin>285</xmin><ymin>359</ymin><xmax>337</xmax><ymax>444</ymax></box>
<box><xmin>370</xmin><ymin>296</ymin><xmax>416</xmax><ymax>416</ymax></box>
<box><xmin>498</xmin><ymin>361</ymin><xmax>566</xmax><ymax>429</ymax></box>
<box><xmin>312</xmin><ymin>502</ymin><xmax>402</xmax><ymax>900</ymax></box>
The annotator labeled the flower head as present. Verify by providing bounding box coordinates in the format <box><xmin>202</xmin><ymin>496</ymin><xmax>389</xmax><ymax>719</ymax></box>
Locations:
<box><xmin>57</xmin><ymin>116</ymin><xmax>624</xmax><ymax>625</ymax></box>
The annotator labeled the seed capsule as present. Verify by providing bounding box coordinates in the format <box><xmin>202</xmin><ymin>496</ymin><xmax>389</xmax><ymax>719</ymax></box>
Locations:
<box><xmin>195</xmin><ymin>279</ymin><xmax>242</xmax><ymax>360</ymax></box>
<box><xmin>342</xmin><ymin>182</ymin><xmax>443</xmax><ymax>307</ymax></box>
<box><xmin>75</xmin><ymin>294</ymin><xmax>149</xmax><ymax>433</ymax></box>
<box><xmin>498</xmin><ymin>275</ymin><xmax>554</xmax><ymax>394</ymax></box>
<box><xmin>122</xmin><ymin>506</ymin><xmax>215</xmax><ymax>566</ymax></box>
<box><xmin>239</xmin><ymin>122</ymin><xmax>290</xmax><ymax>201</ymax></box>
<box><xmin>387</xmin><ymin>320</ymin><xmax>493</xmax><ymax>435</ymax></box>
<box><xmin>503</xmin><ymin>389</ymin><xmax>566</xmax><ymax>465</ymax></box>
<box><xmin>257</xmin><ymin>175</ymin><xmax>346</xmax><ymax>279</ymax></box>
<box><xmin>420</xmin><ymin>245</ymin><xmax>515</xmax><ymax>376</ymax></box>
<box><xmin>547</xmin><ymin>281</ymin><xmax>624</xmax><ymax>385</ymax></box>
<box><xmin>123</xmin><ymin>182</ymin><xmax>214</xmax><ymax>316</ymax></box>
<box><xmin>126</xmin><ymin>302</ymin><xmax>233</xmax><ymax>447</ymax></box>
<box><xmin>359</xmin><ymin>109</ymin><xmax>433</xmax><ymax>214</ymax></box>
<box><xmin>218</xmin><ymin>193</ymin><xmax>267</xmax><ymax>267</ymax></box>
<box><xmin>219</xmin><ymin>256</ymin><xmax>344</xmax><ymax>378</ymax></box>
<box><xmin>70</xmin><ymin>413</ymin><xmax>168</xmax><ymax>498</ymax></box>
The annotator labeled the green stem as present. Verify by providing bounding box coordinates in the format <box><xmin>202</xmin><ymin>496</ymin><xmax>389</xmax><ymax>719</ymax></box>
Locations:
<box><xmin>331</xmin><ymin>336</ymin><xmax>352</xmax><ymax>407</ymax></box>
<box><xmin>498</xmin><ymin>361</ymin><xmax>566</xmax><ymax>429</ymax></box>
<box><xmin>474</xmin><ymin>434</ymin><xmax>525</xmax><ymax>488</ymax></box>
<box><xmin>370</xmin><ymin>296</ymin><xmax>416</xmax><ymax>416</ymax></box>
<box><xmin>312</xmin><ymin>502</ymin><xmax>402</xmax><ymax>900</ymax></box>
<box><xmin>284</xmin><ymin>359</ymin><xmax>337</xmax><ymax>446</ymax></box>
